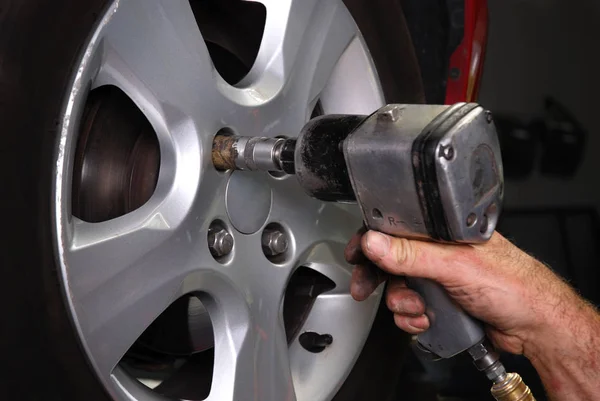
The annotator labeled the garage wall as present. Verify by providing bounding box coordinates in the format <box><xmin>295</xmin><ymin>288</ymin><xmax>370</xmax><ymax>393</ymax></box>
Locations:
<box><xmin>478</xmin><ymin>0</ymin><xmax>600</xmax><ymax>209</ymax></box>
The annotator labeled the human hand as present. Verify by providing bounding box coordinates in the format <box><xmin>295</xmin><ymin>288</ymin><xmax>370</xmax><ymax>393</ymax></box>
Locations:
<box><xmin>344</xmin><ymin>230</ymin><xmax>582</xmax><ymax>355</ymax></box>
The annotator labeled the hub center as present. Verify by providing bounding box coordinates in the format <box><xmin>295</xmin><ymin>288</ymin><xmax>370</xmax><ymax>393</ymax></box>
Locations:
<box><xmin>225</xmin><ymin>171</ymin><xmax>272</xmax><ymax>234</ymax></box>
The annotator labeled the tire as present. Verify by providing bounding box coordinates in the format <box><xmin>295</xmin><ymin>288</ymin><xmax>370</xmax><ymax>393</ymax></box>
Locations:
<box><xmin>0</xmin><ymin>1</ymin><xmax>425</xmax><ymax>400</ymax></box>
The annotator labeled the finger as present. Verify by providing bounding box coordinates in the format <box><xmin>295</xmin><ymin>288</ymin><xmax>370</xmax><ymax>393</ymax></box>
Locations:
<box><xmin>360</xmin><ymin>231</ymin><xmax>470</xmax><ymax>283</ymax></box>
<box><xmin>393</xmin><ymin>313</ymin><xmax>430</xmax><ymax>334</ymax></box>
<box><xmin>350</xmin><ymin>264</ymin><xmax>387</xmax><ymax>301</ymax></box>
<box><xmin>344</xmin><ymin>227</ymin><xmax>367</xmax><ymax>264</ymax></box>
<box><xmin>386</xmin><ymin>280</ymin><xmax>426</xmax><ymax>316</ymax></box>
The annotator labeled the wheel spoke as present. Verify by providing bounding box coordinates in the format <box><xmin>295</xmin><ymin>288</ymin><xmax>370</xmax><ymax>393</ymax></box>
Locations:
<box><xmin>298</xmin><ymin>242</ymin><xmax>353</xmax><ymax>296</ymax></box>
<box><xmin>269</xmin><ymin>175</ymin><xmax>382</xmax><ymax>401</ymax></box>
<box><xmin>270</xmin><ymin>177</ymin><xmax>361</xmax><ymax>291</ymax></box>
<box><xmin>287</xmin><ymin>201</ymin><xmax>385</xmax><ymax>401</ymax></box>
<box><xmin>241</xmin><ymin>0</ymin><xmax>358</xmax><ymax>108</ymax></box>
<box><xmin>318</xmin><ymin>35</ymin><xmax>386</xmax><ymax>115</ymax></box>
<box><xmin>63</xmin><ymin>201</ymin><xmax>220</xmax><ymax>379</ymax></box>
<box><xmin>289</xmin><ymin>292</ymin><xmax>380</xmax><ymax>401</ymax></box>
<box><xmin>208</xmin><ymin>269</ymin><xmax>295</xmax><ymax>401</ymax></box>
<box><xmin>94</xmin><ymin>0</ymin><xmax>221</xmax><ymax>121</ymax></box>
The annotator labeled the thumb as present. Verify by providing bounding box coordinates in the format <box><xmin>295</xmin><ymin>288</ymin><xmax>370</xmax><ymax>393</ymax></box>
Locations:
<box><xmin>360</xmin><ymin>231</ymin><xmax>471</xmax><ymax>284</ymax></box>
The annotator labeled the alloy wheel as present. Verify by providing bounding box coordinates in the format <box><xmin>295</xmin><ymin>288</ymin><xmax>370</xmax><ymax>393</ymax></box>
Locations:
<box><xmin>53</xmin><ymin>1</ymin><xmax>385</xmax><ymax>400</ymax></box>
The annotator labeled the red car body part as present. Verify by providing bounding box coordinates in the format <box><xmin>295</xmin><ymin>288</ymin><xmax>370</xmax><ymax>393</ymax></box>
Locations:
<box><xmin>445</xmin><ymin>0</ymin><xmax>489</xmax><ymax>103</ymax></box>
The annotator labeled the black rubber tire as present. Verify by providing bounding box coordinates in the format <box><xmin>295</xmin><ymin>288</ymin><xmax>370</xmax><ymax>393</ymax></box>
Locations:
<box><xmin>0</xmin><ymin>1</ymin><xmax>425</xmax><ymax>400</ymax></box>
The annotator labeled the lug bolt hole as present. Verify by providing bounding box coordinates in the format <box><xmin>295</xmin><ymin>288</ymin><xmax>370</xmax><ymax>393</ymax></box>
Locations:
<box><xmin>299</xmin><ymin>331</ymin><xmax>333</xmax><ymax>353</ymax></box>
<box><xmin>372</xmin><ymin>208</ymin><xmax>383</xmax><ymax>220</ymax></box>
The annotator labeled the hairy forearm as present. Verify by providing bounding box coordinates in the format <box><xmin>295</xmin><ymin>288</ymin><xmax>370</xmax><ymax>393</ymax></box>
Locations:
<box><xmin>524</xmin><ymin>291</ymin><xmax>600</xmax><ymax>401</ymax></box>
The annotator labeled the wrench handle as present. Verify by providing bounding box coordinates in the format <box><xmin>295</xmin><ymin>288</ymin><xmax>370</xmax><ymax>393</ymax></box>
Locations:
<box><xmin>406</xmin><ymin>277</ymin><xmax>486</xmax><ymax>358</ymax></box>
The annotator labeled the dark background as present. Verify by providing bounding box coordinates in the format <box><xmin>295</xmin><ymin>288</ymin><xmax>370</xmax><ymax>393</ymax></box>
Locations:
<box><xmin>480</xmin><ymin>0</ymin><xmax>600</xmax><ymax>211</ymax></box>
<box><xmin>397</xmin><ymin>0</ymin><xmax>600</xmax><ymax>399</ymax></box>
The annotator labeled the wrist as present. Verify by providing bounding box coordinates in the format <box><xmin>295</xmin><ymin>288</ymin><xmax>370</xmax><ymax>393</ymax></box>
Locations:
<box><xmin>517</xmin><ymin>261</ymin><xmax>583</xmax><ymax>358</ymax></box>
<box><xmin>522</xmin><ymin>293</ymin><xmax>600</xmax><ymax>396</ymax></box>
<box><xmin>522</xmin><ymin>285</ymin><xmax>587</xmax><ymax>360</ymax></box>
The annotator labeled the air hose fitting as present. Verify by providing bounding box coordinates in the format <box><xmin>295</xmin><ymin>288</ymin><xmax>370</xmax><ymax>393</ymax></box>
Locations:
<box><xmin>491</xmin><ymin>372</ymin><xmax>535</xmax><ymax>401</ymax></box>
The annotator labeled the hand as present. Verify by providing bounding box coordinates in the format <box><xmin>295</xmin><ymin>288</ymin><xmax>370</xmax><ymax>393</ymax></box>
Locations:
<box><xmin>344</xmin><ymin>230</ymin><xmax>581</xmax><ymax>355</ymax></box>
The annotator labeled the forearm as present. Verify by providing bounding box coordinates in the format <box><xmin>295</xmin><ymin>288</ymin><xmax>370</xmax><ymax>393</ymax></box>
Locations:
<box><xmin>524</xmin><ymin>292</ymin><xmax>600</xmax><ymax>401</ymax></box>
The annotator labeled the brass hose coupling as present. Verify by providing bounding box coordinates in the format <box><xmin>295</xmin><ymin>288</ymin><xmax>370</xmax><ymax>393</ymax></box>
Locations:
<box><xmin>491</xmin><ymin>372</ymin><xmax>536</xmax><ymax>401</ymax></box>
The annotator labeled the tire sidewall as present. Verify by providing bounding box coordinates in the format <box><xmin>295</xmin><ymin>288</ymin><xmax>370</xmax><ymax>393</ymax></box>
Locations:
<box><xmin>1</xmin><ymin>1</ymin><xmax>112</xmax><ymax>400</ymax></box>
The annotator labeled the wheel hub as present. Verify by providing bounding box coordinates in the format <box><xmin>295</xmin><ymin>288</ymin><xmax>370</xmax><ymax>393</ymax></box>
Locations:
<box><xmin>225</xmin><ymin>171</ymin><xmax>272</xmax><ymax>234</ymax></box>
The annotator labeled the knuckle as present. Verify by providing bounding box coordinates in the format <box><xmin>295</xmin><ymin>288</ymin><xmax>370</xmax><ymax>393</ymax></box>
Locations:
<box><xmin>386</xmin><ymin>288</ymin><xmax>422</xmax><ymax>315</ymax></box>
<box><xmin>403</xmin><ymin>298</ymin><xmax>423</xmax><ymax>315</ymax></box>
<box><xmin>385</xmin><ymin>291</ymin><xmax>396</xmax><ymax>311</ymax></box>
<box><xmin>386</xmin><ymin>293</ymin><xmax>405</xmax><ymax>313</ymax></box>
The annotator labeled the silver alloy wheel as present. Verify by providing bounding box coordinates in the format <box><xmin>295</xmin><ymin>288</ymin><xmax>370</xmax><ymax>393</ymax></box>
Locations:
<box><xmin>54</xmin><ymin>1</ymin><xmax>385</xmax><ymax>400</ymax></box>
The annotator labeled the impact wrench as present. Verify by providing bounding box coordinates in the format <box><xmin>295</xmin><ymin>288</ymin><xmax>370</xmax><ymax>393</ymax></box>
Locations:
<box><xmin>212</xmin><ymin>103</ymin><xmax>534</xmax><ymax>401</ymax></box>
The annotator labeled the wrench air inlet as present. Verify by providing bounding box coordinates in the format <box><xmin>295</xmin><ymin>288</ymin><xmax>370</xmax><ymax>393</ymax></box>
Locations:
<box><xmin>491</xmin><ymin>373</ymin><xmax>536</xmax><ymax>401</ymax></box>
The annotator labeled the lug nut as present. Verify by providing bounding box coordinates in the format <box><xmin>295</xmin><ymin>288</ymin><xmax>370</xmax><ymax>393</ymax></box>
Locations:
<box><xmin>208</xmin><ymin>228</ymin><xmax>234</xmax><ymax>258</ymax></box>
<box><xmin>262</xmin><ymin>228</ymin><xmax>288</xmax><ymax>256</ymax></box>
